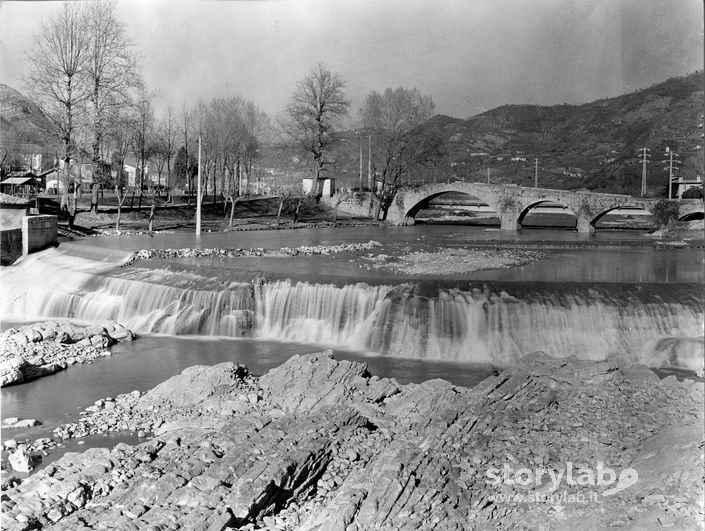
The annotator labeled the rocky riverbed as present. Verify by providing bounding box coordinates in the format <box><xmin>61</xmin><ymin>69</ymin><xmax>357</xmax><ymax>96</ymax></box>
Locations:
<box><xmin>1</xmin><ymin>351</ymin><xmax>702</xmax><ymax>530</ymax></box>
<box><xmin>122</xmin><ymin>241</ymin><xmax>383</xmax><ymax>266</ymax></box>
<box><xmin>363</xmin><ymin>247</ymin><xmax>546</xmax><ymax>275</ymax></box>
<box><xmin>0</xmin><ymin>321</ymin><xmax>135</xmax><ymax>387</ymax></box>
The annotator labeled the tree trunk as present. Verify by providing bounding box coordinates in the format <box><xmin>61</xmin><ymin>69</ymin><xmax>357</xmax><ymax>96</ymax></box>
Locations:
<box><xmin>228</xmin><ymin>195</ymin><xmax>240</xmax><ymax>227</ymax></box>
<box><xmin>276</xmin><ymin>197</ymin><xmax>285</xmax><ymax>225</ymax></box>
<box><xmin>293</xmin><ymin>196</ymin><xmax>303</xmax><ymax>223</ymax></box>
<box><xmin>373</xmin><ymin>197</ymin><xmax>382</xmax><ymax>222</ymax></box>
<box><xmin>115</xmin><ymin>186</ymin><xmax>126</xmax><ymax>231</ymax></box>
<box><xmin>67</xmin><ymin>186</ymin><xmax>78</xmax><ymax>229</ymax></box>
<box><xmin>148</xmin><ymin>193</ymin><xmax>156</xmax><ymax>231</ymax></box>
<box><xmin>91</xmin><ymin>184</ymin><xmax>99</xmax><ymax>213</ymax></box>
<box><xmin>166</xmin><ymin>162</ymin><xmax>172</xmax><ymax>203</ymax></box>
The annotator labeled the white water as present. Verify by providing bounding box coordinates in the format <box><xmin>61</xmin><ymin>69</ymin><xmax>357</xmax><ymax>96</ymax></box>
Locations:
<box><xmin>2</xmin><ymin>250</ymin><xmax>702</xmax><ymax>371</ymax></box>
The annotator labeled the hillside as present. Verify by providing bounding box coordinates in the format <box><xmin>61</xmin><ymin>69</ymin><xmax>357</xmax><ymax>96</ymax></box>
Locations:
<box><xmin>257</xmin><ymin>72</ymin><xmax>704</xmax><ymax>197</ymax></box>
<box><xmin>0</xmin><ymin>83</ymin><xmax>57</xmax><ymax>169</ymax></box>
<box><xmin>437</xmin><ymin>71</ymin><xmax>704</xmax><ymax>194</ymax></box>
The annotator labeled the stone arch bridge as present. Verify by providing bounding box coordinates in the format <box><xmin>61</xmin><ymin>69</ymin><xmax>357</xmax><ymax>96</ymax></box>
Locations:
<box><xmin>385</xmin><ymin>182</ymin><xmax>704</xmax><ymax>232</ymax></box>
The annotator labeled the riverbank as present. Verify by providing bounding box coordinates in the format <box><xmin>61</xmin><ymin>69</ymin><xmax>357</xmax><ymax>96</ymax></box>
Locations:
<box><xmin>1</xmin><ymin>351</ymin><xmax>702</xmax><ymax>530</ymax></box>
<box><xmin>0</xmin><ymin>321</ymin><xmax>135</xmax><ymax>387</ymax></box>
<box><xmin>45</xmin><ymin>193</ymin><xmax>704</xmax><ymax>247</ymax></box>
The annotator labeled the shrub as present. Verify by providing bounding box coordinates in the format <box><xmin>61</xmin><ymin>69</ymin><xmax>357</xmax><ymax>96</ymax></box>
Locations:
<box><xmin>682</xmin><ymin>186</ymin><xmax>703</xmax><ymax>199</ymax></box>
<box><xmin>652</xmin><ymin>200</ymin><xmax>680</xmax><ymax>227</ymax></box>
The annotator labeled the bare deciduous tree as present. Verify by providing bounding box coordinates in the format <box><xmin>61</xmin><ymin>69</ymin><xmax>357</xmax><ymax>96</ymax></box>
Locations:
<box><xmin>181</xmin><ymin>104</ymin><xmax>195</xmax><ymax>205</ymax></box>
<box><xmin>360</xmin><ymin>87</ymin><xmax>439</xmax><ymax>220</ymax></box>
<box><xmin>108</xmin><ymin>112</ymin><xmax>135</xmax><ymax>231</ymax></box>
<box><xmin>26</xmin><ymin>2</ymin><xmax>91</xmax><ymax>227</ymax></box>
<box><xmin>188</xmin><ymin>97</ymin><xmax>268</xmax><ymax>227</ymax></box>
<box><xmin>85</xmin><ymin>0</ymin><xmax>140</xmax><ymax>188</ymax></box>
<box><xmin>131</xmin><ymin>89</ymin><xmax>157</xmax><ymax>225</ymax></box>
<box><xmin>156</xmin><ymin>106</ymin><xmax>178</xmax><ymax>202</ymax></box>
<box><xmin>283</xmin><ymin>64</ymin><xmax>349</xmax><ymax>197</ymax></box>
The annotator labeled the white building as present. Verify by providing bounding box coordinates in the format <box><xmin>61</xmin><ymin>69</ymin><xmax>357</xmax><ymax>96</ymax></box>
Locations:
<box><xmin>674</xmin><ymin>175</ymin><xmax>703</xmax><ymax>199</ymax></box>
<box><xmin>302</xmin><ymin>177</ymin><xmax>335</xmax><ymax>197</ymax></box>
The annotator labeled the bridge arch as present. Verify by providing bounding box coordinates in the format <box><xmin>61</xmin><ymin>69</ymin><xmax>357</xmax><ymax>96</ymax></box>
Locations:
<box><xmin>405</xmin><ymin>190</ymin><xmax>498</xmax><ymax>220</ymax></box>
<box><xmin>386</xmin><ymin>182</ymin><xmax>702</xmax><ymax>232</ymax></box>
<box><xmin>517</xmin><ymin>200</ymin><xmax>577</xmax><ymax>229</ymax></box>
<box><xmin>679</xmin><ymin>211</ymin><xmax>704</xmax><ymax>221</ymax></box>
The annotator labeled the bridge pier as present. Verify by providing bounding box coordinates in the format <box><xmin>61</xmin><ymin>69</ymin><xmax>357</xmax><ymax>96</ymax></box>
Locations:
<box><xmin>500</xmin><ymin>214</ymin><xmax>518</xmax><ymax>231</ymax></box>
<box><xmin>576</xmin><ymin>216</ymin><xmax>595</xmax><ymax>233</ymax></box>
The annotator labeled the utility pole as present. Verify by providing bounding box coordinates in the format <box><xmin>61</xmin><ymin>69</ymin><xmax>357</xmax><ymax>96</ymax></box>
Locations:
<box><xmin>367</xmin><ymin>135</ymin><xmax>372</xmax><ymax>190</ymax></box>
<box><xmin>196</xmin><ymin>135</ymin><xmax>202</xmax><ymax>236</ymax></box>
<box><xmin>359</xmin><ymin>135</ymin><xmax>363</xmax><ymax>191</ymax></box>
<box><xmin>534</xmin><ymin>158</ymin><xmax>539</xmax><ymax>188</ymax></box>
<box><xmin>487</xmin><ymin>167</ymin><xmax>490</xmax><ymax>184</ymax></box>
<box><xmin>638</xmin><ymin>147</ymin><xmax>650</xmax><ymax>197</ymax></box>
<box><xmin>661</xmin><ymin>147</ymin><xmax>681</xmax><ymax>200</ymax></box>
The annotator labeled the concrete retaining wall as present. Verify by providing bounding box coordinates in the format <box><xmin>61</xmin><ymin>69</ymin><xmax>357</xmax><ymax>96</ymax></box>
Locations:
<box><xmin>0</xmin><ymin>205</ymin><xmax>29</xmax><ymax>230</ymax></box>
<box><xmin>22</xmin><ymin>215</ymin><xmax>58</xmax><ymax>255</ymax></box>
<box><xmin>0</xmin><ymin>228</ymin><xmax>23</xmax><ymax>265</ymax></box>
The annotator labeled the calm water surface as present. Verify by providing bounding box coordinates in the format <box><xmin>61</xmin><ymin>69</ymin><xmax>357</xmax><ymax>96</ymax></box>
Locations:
<box><xmin>1</xmin><ymin>334</ymin><xmax>495</xmax><ymax>451</ymax></box>
<box><xmin>64</xmin><ymin>225</ymin><xmax>705</xmax><ymax>285</ymax></box>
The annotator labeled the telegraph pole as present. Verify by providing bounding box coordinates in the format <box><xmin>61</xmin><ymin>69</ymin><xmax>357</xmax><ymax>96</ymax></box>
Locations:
<box><xmin>359</xmin><ymin>135</ymin><xmax>363</xmax><ymax>190</ymax></box>
<box><xmin>534</xmin><ymin>158</ymin><xmax>539</xmax><ymax>188</ymax></box>
<box><xmin>196</xmin><ymin>135</ymin><xmax>202</xmax><ymax>236</ymax></box>
<box><xmin>367</xmin><ymin>135</ymin><xmax>372</xmax><ymax>190</ymax></box>
<box><xmin>662</xmin><ymin>147</ymin><xmax>680</xmax><ymax>200</ymax></box>
<box><xmin>638</xmin><ymin>147</ymin><xmax>650</xmax><ymax>197</ymax></box>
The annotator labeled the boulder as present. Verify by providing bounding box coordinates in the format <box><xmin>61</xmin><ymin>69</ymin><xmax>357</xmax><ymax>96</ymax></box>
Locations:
<box><xmin>144</xmin><ymin>362</ymin><xmax>250</xmax><ymax>408</ymax></box>
<box><xmin>8</xmin><ymin>448</ymin><xmax>34</xmax><ymax>473</ymax></box>
<box><xmin>259</xmin><ymin>350</ymin><xmax>369</xmax><ymax>413</ymax></box>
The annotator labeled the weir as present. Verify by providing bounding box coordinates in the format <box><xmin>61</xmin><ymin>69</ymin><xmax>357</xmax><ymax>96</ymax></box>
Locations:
<box><xmin>2</xmin><ymin>252</ymin><xmax>702</xmax><ymax>370</ymax></box>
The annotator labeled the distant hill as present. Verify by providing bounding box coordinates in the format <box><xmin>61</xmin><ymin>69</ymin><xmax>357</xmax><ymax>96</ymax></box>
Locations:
<box><xmin>432</xmin><ymin>71</ymin><xmax>704</xmax><ymax>195</ymax></box>
<box><xmin>257</xmin><ymin>71</ymin><xmax>704</xmax><ymax>197</ymax></box>
<box><xmin>0</xmin><ymin>83</ymin><xmax>57</xmax><ymax>169</ymax></box>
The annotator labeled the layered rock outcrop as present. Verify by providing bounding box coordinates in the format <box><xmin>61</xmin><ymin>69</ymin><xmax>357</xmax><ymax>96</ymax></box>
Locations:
<box><xmin>0</xmin><ymin>320</ymin><xmax>135</xmax><ymax>387</ymax></box>
<box><xmin>1</xmin><ymin>351</ymin><xmax>703</xmax><ymax>530</ymax></box>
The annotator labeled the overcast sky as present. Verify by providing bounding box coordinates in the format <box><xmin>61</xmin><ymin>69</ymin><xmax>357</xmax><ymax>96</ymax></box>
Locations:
<box><xmin>1</xmin><ymin>0</ymin><xmax>702</xmax><ymax>121</ymax></box>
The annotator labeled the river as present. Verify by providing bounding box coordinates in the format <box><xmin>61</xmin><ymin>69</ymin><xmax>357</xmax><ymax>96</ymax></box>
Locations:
<box><xmin>1</xmin><ymin>225</ymin><xmax>703</xmax><ymax>462</ymax></box>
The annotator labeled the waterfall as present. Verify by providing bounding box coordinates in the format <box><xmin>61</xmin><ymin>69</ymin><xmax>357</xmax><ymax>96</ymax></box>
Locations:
<box><xmin>1</xmin><ymin>250</ymin><xmax>702</xmax><ymax>370</ymax></box>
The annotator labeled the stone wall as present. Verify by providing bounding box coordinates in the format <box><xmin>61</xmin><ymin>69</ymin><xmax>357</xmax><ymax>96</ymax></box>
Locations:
<box><xmin>323</xmin><ymin>192</ymin><xmax>376</xmax><ymax>218</ymax></box>
<box><xmin>0</xmin><ymin>228</ymin><xmax>23</xmax><ymax>265</ymax></box>
<box><xmin>22</xmin><ymin>215</ymin><xmax>58</xmax><ymax>255</ymax></box>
